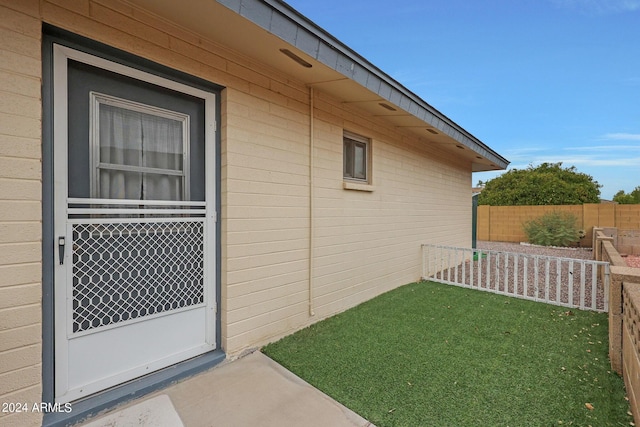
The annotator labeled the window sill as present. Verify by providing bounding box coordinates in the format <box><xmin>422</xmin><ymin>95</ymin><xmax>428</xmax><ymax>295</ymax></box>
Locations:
<box><xmin>343</xmin><ymin>181</ymin><xmax>375</xmax><ymax>192</ymax></box>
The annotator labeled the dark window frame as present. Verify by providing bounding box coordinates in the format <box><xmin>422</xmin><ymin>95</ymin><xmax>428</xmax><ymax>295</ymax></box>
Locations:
<box><xmin>343</xmin><ymin>131</ymin><xmax>370</xmax><ymax>183</ymax></box>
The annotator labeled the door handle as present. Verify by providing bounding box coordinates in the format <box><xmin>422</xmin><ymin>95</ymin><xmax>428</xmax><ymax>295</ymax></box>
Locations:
<box><xmin>58</xmin><ymin>236</ymin><xmax>65</xmax><ymax>265</ymax></box>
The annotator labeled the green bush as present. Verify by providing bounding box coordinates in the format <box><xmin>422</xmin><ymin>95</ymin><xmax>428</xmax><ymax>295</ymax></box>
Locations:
<box><xmin>523</xmin><ymin>211</ymin><xmax>580</xmax><ymax>247</ymax></box>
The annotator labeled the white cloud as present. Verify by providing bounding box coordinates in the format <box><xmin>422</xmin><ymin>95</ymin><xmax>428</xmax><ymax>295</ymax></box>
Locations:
<box><xmin>566</xmin><ymin>144</ymin><xmax>640</xmax><ymax>151</ymax></box>
<box><xmin>500</xmin><ymin>147</ymin><xmax>549</xmax><ymax>162</ymax></box>
<box><xmin>529</xmin><ymin>155</ymin><xmax>640</xmax><ymax>167</ymax></box>
<box><xmin>601</xmin><ymin>133</ymin><xmax>640</xmax><ymax>141</ymax></box>
<box><xmin>505</xmin><ymin>147</ymin><xmax>549</xmax><ymax>154</ymax></box>
<box><xmin>624</xmin><ymin>77</ymin><xmax>640</xmax><ymax>86</ymax></box>
<box><xmin>550</xmin><ymin>0</ymin><xmax>640</xmax><ymax>13</ymax></box>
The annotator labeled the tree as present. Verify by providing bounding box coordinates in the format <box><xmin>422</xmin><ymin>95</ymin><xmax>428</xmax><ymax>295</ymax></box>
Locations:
<box><xmin>477</xmin><ymin>162</ymin><xmax>601</xmax><ymax>206</ymax></box>
<box><xmin>613</xmin><ymin>187</ymin><xmax>640</xmax><ymax>204</ymax></box>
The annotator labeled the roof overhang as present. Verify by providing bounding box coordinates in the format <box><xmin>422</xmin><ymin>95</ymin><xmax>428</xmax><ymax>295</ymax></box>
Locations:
<box><xmin>125</xmin><ymin>0</ymin><xmax>509</xmax><ymax>172</ymax></box>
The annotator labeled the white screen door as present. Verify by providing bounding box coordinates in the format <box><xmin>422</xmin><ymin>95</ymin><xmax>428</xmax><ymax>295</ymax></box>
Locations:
<box><xmin>53</xmin><ymin>45</ymin><xmax>217</xmax><ymax>403</ymax></box>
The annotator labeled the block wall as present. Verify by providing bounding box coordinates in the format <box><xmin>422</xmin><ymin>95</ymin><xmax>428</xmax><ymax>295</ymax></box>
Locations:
<box><xmin>617</xmin><ymin>205</ymin><xmax>640</xmax><ymax>230</ymax></box>
<box><xmin>477</xmin><ymin>203</ymin><xmax>640</xmax><ymax>246</ymax></box>
<box><xmin>0</xmin><ymin>1</ymin><xmax>477</xmax><ymax>422</ymax></box>
<box><xmin>308</xmin><ymin>91</ymin><xmax>470</xmax><ymax>320</ymax></box>
<box><xmin>223</xmin><ymin>85</ymin><xmax>472</xmax><ymax>352</ymax></box>
<box><xmin>0</xmin><ymin>1</ymin><xmax>43</xmax><ymax>426</ymax></box>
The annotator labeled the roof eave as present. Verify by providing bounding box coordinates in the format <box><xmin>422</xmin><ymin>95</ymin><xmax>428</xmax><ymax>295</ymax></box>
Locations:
<box><xmin>218</xmin><ymin>0</ymin><xmax>509</xmax><ymax>171</ymax></box>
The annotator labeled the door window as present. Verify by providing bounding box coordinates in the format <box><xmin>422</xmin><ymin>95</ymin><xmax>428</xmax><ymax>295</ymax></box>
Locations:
<box><xmin>91</xmin><ymin>93</ymin><xmax>190</xmax><ymax>201</ymax></box>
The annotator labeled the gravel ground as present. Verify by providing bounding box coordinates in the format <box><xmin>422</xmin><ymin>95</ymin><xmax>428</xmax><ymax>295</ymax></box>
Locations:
<box><xmin>626</xmin><ymin>255</ymin><xmax>640</xmax><ymax>268</ymax></box>
<box><xmin>477</xmin><ymin>240</ymin><xmax>595</xmax><ymax>261</ymax></box>
<box><xmin>434</xmin><ymin>241</ymin><xmax>606</xmax><ymax>311</ymax></box>
<box><xmin>477</xmin><ymin>241</ymin><xmax>640</xmax><ymax>268</ymax></box>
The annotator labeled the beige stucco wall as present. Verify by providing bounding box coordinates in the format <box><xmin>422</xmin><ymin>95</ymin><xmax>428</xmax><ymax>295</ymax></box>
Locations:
<box><xmin>0</xmin><ymin>1</ymin><xmax>44</xmax><ymax>426</ymax></box>
<box><xmin>223</xmin><ymin>85</ymin><xmax>472</xmax><ymax>351</ymax></box>
<box><xmin>0</xmin><ymin>0</ymin><xmax>473</xmax><ymax>423</ymax></box>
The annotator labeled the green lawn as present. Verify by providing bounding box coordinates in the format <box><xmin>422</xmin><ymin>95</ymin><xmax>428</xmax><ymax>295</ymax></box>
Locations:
<box><xmin>262</xmin><ymin>282</ymin><xmax>633</xmax><ymax>427</ymax></box>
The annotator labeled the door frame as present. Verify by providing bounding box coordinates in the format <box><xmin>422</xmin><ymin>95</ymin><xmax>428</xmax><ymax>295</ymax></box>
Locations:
<box><xmin>54</xmin><ymin>41</ymin><xmax>218</xmax><ymax>402</ymax></box>
<box><xmin>42</xmin><ymin>27</ymin><xmax>224</xmax><ymax>426</ymax></box>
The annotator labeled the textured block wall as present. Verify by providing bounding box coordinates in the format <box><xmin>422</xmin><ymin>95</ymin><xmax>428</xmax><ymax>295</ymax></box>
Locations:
<box><xmin>0</xmin><ymin>1</ymin><xmax>43</xmax><ymax>426</ymax></box>
<box><xmin>477</xmin><ymin>203</ymin><xmax>640</xmax><ymax>246</ymax></box>
<box><xmin>0</xmin><ymin>2</ymin><xmax>477</xmax><ymax>422</ymax></box>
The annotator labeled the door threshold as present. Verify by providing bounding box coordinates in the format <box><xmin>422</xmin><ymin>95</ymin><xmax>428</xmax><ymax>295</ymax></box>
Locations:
<box><xmin>43</xmin><ymin>350</ymin><xmax>225</xmax><ymax>427</ymax></box>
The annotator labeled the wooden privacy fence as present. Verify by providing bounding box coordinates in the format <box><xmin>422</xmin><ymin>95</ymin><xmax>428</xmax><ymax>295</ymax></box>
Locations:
<box><xmin>421</xmin><ymin>244</ymin><xmax>610</xmax><ymax>312</ymax></box>
<box><xmin>477</xmin><ymin>203</ymin><xmax>640</xmax><ymax>246</ymax></box>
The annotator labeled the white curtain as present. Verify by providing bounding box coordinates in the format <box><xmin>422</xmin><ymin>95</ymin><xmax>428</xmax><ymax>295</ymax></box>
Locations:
<box><xmin>98</xmin><ymin>105</ymin><xmax>184</xmax><ymax>201</ymax></box>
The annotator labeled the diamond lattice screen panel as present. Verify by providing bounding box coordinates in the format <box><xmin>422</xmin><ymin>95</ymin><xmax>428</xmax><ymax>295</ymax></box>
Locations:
<box><xmin>71</xmin><ymin>221</ymin><xmax>205</xmax><ymax>333</ymax></box>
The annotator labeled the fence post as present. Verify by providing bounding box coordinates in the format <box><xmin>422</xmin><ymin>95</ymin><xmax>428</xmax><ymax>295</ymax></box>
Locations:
<box><xmin>604</xmin><ymin>264</ymin><xmax>610</xmax><ymax>313</ymax></box>
<box><xmin>609</xmin><ymin>270</ymin><xmax>623</xmax><ymax>375</ymax></box>
<box><xmin>421</xmin><ymin>244</ymin><xmax>426</xmax><ymax>281</ymax></box>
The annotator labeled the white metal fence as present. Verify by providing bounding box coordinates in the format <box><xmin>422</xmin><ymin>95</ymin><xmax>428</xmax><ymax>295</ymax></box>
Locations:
<box><xmin>421</xmin><ymin>244</ymin><xmax>610</xmax><ymax>312</ymax></box>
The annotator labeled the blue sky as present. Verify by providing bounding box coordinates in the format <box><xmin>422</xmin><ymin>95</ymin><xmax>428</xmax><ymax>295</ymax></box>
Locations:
<box><xmin>286</xmin><ymin>0</ymin><xmax>640</xmax><ymax>199</ymax></box>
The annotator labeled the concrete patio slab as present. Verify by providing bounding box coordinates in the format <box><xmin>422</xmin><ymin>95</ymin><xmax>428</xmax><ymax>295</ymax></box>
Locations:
<box><xmin>80</xmin><ymin>395</ymin><xmax>184</xmax><ymax>427</ymax></box>
<box><xmin>79</xmin><ymin>351</ymin><xmax>374</xmax><ymax>427</ymax></box>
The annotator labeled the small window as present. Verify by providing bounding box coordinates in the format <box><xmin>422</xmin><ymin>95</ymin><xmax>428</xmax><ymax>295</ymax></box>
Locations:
<box><xmin>343</xmin><ymin>131</ymin><xmax>370</xmax><ymax>182</ymax></box>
